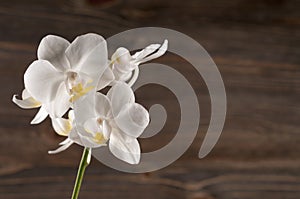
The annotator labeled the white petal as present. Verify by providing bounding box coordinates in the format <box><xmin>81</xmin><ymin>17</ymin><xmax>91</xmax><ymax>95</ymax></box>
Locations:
<box><xmin>107</xmin><ymin>82</ymin><xmax>135</xmax><ymax>116</ymax></box>
<box><xmin>69</xmin><ymin>126</ymin><xmax>106</xmax><ymax>148</ymax></box>
<box><xmin>65</xmin><ymin>33</ymin><xmax>108</xmax><ymax>80</ymax></box>
<box><xmin>12</xmin><ymin>94</ymin><xmax>41</xmax><ymax>109</ymax></box>
<box><xmin>68</xmin><ymin>110</ymin><xmax>75</xmax><ymax>122</ymax></box>
<box><xmin>95</xmin><ymin>92</ymin><xmax>111</xmax><ymax>118</ymax></box>
<box><xmin>114</xmin><ymin>103</ymin><xmax>149</xmax><ymax>138</ymax></box>
<box><xmin>83</xmin><ymin>119</ymin><xmax>109</xmax><ymax>147</ymax></box>
<box><xmin>84</xmin><ymin>118</ymin><xmax>101</xmax><ymax>134</ymax></box>
<box><xmin>69</xmin><ymin>128</ymin><xmax>82</xmax><ymax>145</ymax></box>
<box><xmin>59</xmin><ymin>138</ymin><xmax>72</xmax><ymax>145</ymax></box>
<box><xmin>73</xmin><ymin>92</ymin><xmax>97</xmax><ymax>125</ymax></box>
<box><xmin>132</xmin><ymin>44</ymin><xmax>160</xmax><ymax>60</ymax></box>
<box><xmin>44</xmin><ymin>83</ymin><xmax>71</xmax><ymax>118</ymax></box>
<box><xmin>111</xmin><ymin>47</ymin><xmax>131</xmax><ymax>64</ymax></box>
<box><xmin>76</xmin><ymin>71</ymin><xmax>93</xmax><ymax>86</ymax></box>
<box><xmin>30</xmin><ymin>106</ymin><xmax>49</xmax><ymax>124</ymax></box>
<box><xmin>111</xmin><ymin>48</ymin><xmax>137</xmax><ymax>80</ymax></box>
<box><xmin>51</xmin><ymin>117</ymin><xmax>72</xmax><ymax>136</ymax></box>
<box><xmin>22</xmin><ymin>89</ymin><xmax>31</xmax><ymax>99</ymax></box>
<box><xmin>103</xmin><ymin>120</ymin><xmax>111</xmax><ymax>140</ymax></box>
<box><xmin>112</xmin><ymin>69</ymin><xmax>134</xmax><ymax>82</ymax></box>
<box><xmin>37</xmin><ymin>35</ymin><xmax>70</xmax><ymax>71</ymax></box>
<box><xmin>109</xmin><ymin>129</ymin><xmax>141</xmax><ymax>164</ymax></box>
<box><xmin>48</xmin><ymin>140</ymin><xmax>73</xmax><ymax>154</ymax></box>
<box><xmin>24</xmin><ymin>60</ymin><xmax>64</xmax><ymax>103</ymax></box>
<box><xmin>127</xmin><ymin>67</ymin><xmax>139</xmax><ymax>87</ymax></box>
<box><xmin>81</xmin><ymin>136</ymin><xmax>106</xmax><ymax>148</ymax></box>
<box><xmin>82</xmin><ymin>118</ymin><xmax>111</xmax><ymax>141</ymax></box>
<box><xmin>97</xmin><ymin>67</ymin><xmax>115</xmax><ymax>91</ymax></box>
<box><xmin>138</xmin><ymin>40</ymin><xmax>168</xmax><ymax>64</ymax></box>
<box><xmin>111</xmin><ymin>47</ymin><xmax>133</xmax><ymax>72</ymax></box>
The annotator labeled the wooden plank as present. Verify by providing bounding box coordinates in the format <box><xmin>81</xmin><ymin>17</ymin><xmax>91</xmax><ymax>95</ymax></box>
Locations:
<box><xmin>0</xmin><ymin>0</ymin><xmax>299</xmax><ymax>198</ymax></box>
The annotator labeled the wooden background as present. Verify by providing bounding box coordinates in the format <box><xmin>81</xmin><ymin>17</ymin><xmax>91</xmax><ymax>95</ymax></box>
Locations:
<box><xmin>0</xmin><ymin>0</ymin><xmax>299</xmax><ymax>198</ymax></box>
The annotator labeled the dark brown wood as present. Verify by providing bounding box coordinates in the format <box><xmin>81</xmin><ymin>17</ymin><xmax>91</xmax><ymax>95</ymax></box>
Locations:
<box><xmin>0</xmin><ymin>0</ymin><xmax>299</xmax><ymax>198</ymax></box>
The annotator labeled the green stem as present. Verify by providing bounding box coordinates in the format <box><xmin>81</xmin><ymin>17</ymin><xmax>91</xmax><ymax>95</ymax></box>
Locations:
<box><xmin>71</xmin><ymin>147</ymin><xmax>91</xmax><ymax>199</ymax></box>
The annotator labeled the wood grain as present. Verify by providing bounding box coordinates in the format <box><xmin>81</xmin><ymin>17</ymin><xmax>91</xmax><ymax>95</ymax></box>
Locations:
<box><xmin>0</xmin><ymin>0</ymin><xmax>299</xmax><ymax>198</ymax></box>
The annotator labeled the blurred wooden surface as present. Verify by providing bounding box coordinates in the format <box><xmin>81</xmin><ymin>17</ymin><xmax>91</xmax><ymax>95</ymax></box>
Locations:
<box><xmin>0</xmin><ymin>0</ymin><xmax>300</xmax><ymax>198</ymax></box>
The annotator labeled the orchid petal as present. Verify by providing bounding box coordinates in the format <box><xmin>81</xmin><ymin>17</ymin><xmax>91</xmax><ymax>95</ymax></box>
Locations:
<box><xmin>24</xmin><ymin>60</ymin><xmax>64</xmax><ymax>103</ymax></box>
<box><xmin>97</xmin><ymin>67</ymin><xmax>115</xmax><ymax>91</ymax></box>
<box><xmin>22</xmin><ymin>89</ymin><xmax>32</xmax><ymax>99</ymax></box>
<box><xmin>112</xmin><ymin>69</ymin><xmax>134</xmax><ymax>82</ymax></box>
<box><xmin>84</xmin><ymin>118</ymin><xmax>109</xmax><ymax>147</ymax></box>
<box><xmin>68</xmin><ymin>110</ymin><xmax>75</xmax><ymax>122</ymax></box>
<box><xmin>69</xmin><ymin>128</ymin><xmax>82</xmax><ymax>145</ymax></box>
<box><xmin>95</xmin><ymin>92</ymin><xmax>111</xmax><ymax>118</ymax></box>
<box><xmin>107</xmin><ymin>82</ymin><xmax>135</xmax><ymax>116</ymax></box>
<box><xmin>37</xmin><ymin>35</ymin><xmax>70</xmax><ymax>71</ymax></box>
<box><xmin>44</xmin><ymin>83</ymin><xmax>70</xmax><ymax>118</ymax></box>
<box><xmin>103</xmin><ymin>120</ymin><xmax>111</xmax><ymax>140</ymax></box>
<box><xmin>65</xmin><ymin>33</ymin><xmax>108</xmax><ymax>79</ymax></box>
<box><xmin>51</xmin><ymin>117</ymin><xmax>72</xmax><ymax>136</ymax></box>
<box><xmin>73</xmin><ymin>92</ymin><xmax>97</xmax><ymax>125</ymax></box>
<box><xmin>127</xmin><ymin>67</ymin><xmax>139</xmax><ymax>87</ymax></box>
<box><xmin>48</xmin><ymin>140</ymin><xmax>73</xmax><ymax>154</ymax></box>
<box><xmin>59</xmin><ymin>138</ymin><xmax>72</xmax><ymax>145</ymax></box>
<box><xmin>114</xmin><ymin>103</ymin><xmax>149</xmax><ymax>138</ymax></box>
<box><xmin>132</xmin><ymin>44</ymin><xmax>160</xmax><ymax>60</ymax></box>
<box><xmin>109</xmin><ymin>130</ymin><xmax>141</xmax><ymax>164</ymax></box>
<box><xmin>84</xmin><ymin>118</ymin><xmax>102</xmax><ymax>134</ymax></box>
<box><xmin>138</xmin><ymin>40</ymin><xmax>168</xmax><ymax>64</ymax></box>
<box><xmin>30</xmin><ymin>106</ymin><xmax>48</xmax><ymax>124</ymax></box>
<box><xmin>12</xmin><ymin>94</ymin><xmax>41</xmax><ymax>109</ymax></box>
<box><xmin>69</xmin><ymin>127</ymin><xmax>106</xmax><ymax>148</ymax></box>
<box><xmin>76</xmin><ymin>71</ymin><xmax>93</xmax><ymax>86</ymax></box>
<box><xmin>80</xmin><ymin>135</ymin><xmax>106</xmax><ymax>148</ymax></box>
<box><xmin>111</xmin><ymin>47</ymin><xmax>131</xmax><ymax>63</ymax></box>
<box><xmin>111</xmin><ymin>47</ymin><xmax>137</xmax><ymax>78</ymax></box>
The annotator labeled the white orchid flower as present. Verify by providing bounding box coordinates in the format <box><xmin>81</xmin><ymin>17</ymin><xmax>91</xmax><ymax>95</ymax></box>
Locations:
<box><xmin>110</xmin><ymin>40</ymin><xmax>168</xmax><ymax>86</ymax></box>
<box><xmin>84</xmin><ymin>82</ymin><xmax>150</xmax><ymax>164</ymax></box>
<box><xmin>12</xmin><ymin>33</ymin><xmax>112</xmax><ymax>124</ymax></box>
<box><xmin>49</xmin><ymin>82</ymin><xmax>149</xmax><ymax>164</ymax></box>
<box><xmin>48</xmin><ymin>106</ymin><xmax>107</xmax><ymax>155</ymax></box>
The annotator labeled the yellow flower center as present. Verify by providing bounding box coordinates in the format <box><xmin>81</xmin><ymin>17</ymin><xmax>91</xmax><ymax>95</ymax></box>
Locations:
<box><xmin>93</xmin><ymin>132</ymin><xmax>105</xmax><ymax>144</ymax></box>
<box><xmin>66</xmin><ymin>71</ymin><xmax>94</xmax><ymax>103</ymax></box>
<box><xmin>69</xmin><ymin>83</ymin><xmax>94</xmax><ymax>103</ymax></box>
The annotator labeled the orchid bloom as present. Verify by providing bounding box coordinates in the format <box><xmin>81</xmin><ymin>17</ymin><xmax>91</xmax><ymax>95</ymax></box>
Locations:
<box><xmin>110</xmin><ymin>40</ymin><xmax>168</xmax><ymax>86</ymax></box>
<box><xmin>49</xmin><ymin>82</ymin><xmax>149</xmax><ymax>164</ymax></box>
<box><xmin>12</xmin><ymin>33</ymin><xmax>112</xmax><ymax>124</ymax></box>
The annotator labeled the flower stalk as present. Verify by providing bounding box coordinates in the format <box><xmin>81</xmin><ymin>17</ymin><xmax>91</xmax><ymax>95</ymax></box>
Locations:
<box><xmin>71</xmin><ymin>147</ymin><xmax>91</xmax><ymax>199</ymax></box>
